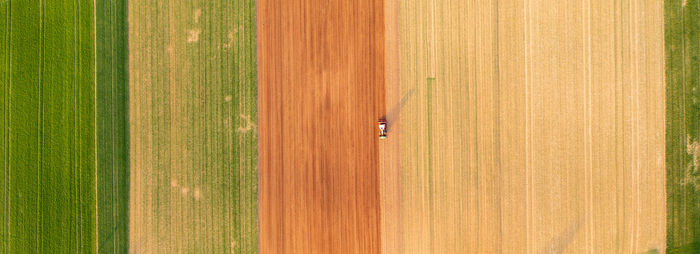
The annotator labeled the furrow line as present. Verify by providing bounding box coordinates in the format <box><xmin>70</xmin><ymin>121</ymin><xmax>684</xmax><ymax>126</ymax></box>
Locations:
<box><xmin>73</xmin><ymin>0</ymin><xmax>78</xmax><ymax>250</ymax></box>
<box><xmin>37</xmin><ymin>0</ymin><xmax>43</xmax><ymax>251</ymax></box>
<box><xmin>3</xmin><ymin>2</ymin><xmax>9</xmax><ymax>253</ymax></box>
<box><xmin>5</xmin><ymin>1</ymin><xmax>10</xmax><ymax>252</ymax></box>
<box><xmin>109</xmin><ymin>0</ymin><xmax>118</xmax><ymax>251</ymax></box>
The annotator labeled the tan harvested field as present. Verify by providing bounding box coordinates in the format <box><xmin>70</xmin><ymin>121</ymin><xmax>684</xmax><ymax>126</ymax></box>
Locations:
<box><xmin>257</xmin><ymin>0</ymin><xmax>385</xmax><ymax>252</ymax></box>
<box><xmin>128</xmin><ymin>0</ymin><xmax>258</xmax><ymax>252</ymax></box>
<box><xmin>381</xmin><ymin>0</ymin><xmax>667</xmax><ymax>253</ymax></box>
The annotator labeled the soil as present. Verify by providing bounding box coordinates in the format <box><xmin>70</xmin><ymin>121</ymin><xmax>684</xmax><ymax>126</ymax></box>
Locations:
<box><xmin>256</xmin><ymin>0</ymin><xmax>385</xmax><ymax>253</ymax></box>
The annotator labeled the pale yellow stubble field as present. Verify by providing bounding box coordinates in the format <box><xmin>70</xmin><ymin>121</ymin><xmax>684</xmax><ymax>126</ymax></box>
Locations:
<box><xmin>381</xmin><ymin>0</ymin><xmax>666</xmax><ymax>253</ymax></box>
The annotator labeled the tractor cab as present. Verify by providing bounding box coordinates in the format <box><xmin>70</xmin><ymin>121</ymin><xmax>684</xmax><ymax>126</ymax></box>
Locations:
<box><xmin>378</xmin><ymin>119</ymin><xmax>387</xmax><ymax>139</ymax></box>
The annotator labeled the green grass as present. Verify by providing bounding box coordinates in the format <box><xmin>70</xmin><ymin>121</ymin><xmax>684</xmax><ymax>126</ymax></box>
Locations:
<box><xmin>96</xmin><ymin>0</ymin><xmax>129</xmax><ymax>253</ymax></box>
<box><xmin>666</xmin><ymin>0</ymin><xmax>700</xmax><ymax>252</ymax></box>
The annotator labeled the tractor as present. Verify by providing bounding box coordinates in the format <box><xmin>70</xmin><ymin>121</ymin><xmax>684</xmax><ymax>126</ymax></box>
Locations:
<box><xmin>378</xmin><ymin>119</ymin><xmax>387</xmax><ymax>139</ymax></box>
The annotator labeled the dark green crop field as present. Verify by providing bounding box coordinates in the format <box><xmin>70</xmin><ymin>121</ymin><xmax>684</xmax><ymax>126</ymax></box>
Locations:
<box><xmin>666</xmin><ymin>0</ymin><xmax>700</xmax><ymax>252</ymax></box>
<box><xmin>96</xmin><ymin>0</ymin><xmax>129</xmax><ymax>252</ymax></box>
<box><xmin>1</xmin><ymin>0</ymin><xmax>97</xmax><ymax>253</ymax></box>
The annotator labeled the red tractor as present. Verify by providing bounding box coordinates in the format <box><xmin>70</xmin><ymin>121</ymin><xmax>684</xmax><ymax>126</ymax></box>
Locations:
<box><xmin>378</xmin><ymin>119</ymin><xmax>387</xmax><ymax>140</ymax></box>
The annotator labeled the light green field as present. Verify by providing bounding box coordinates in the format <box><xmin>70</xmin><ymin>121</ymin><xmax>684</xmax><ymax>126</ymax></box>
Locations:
<box><xmin>665</xmin><ymin>0</ymin><xmax>700</xmax><ymax>252</ymax></box>
<box><xmin>128</xmin><ymin>0</ymin><xmax>258</xmax><ymax>252</ymax></box>
<box><xmin>1</xmin><ymin>0</ymin><xmax>97</xmax><ymax>253</ymax></box>
<box><xmin>1</xmin><ymin>0</ymin><xmax>131</xmax><ymax>253</ymax></box>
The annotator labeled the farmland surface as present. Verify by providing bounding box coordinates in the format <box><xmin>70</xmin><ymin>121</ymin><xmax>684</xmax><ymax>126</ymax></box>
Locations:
<box><xmin>128</xmin><ymin>0</ymin><xmax>259</xmax><ymax>252</ymax></box>
<box><xmin>257</xmin><ymin>0</ymin><xmax>385</xmax><ymax>252</ymax></box>
<box><xmin>1</xmin><ymin>0</ymin><xmax>97</xmax><ymax>253</ymax></box>
<box><xmin>1</xmin><ymin>0</ymin><xmax>97</xmax><ymax>252</ymax></box>
<box><xmin>96</xmin><ymin>0</ymin><xmax>130</xmax><ymax>252</ymax></box>
<box><xmin>666</xmin><ymin>0</ymin><xmax>700</xmax><ymax>252</ymax></box>
<box><xmin>381</xmin><ymin>0</ymin><xmax>666</xmax><ymax>253</ymax></box>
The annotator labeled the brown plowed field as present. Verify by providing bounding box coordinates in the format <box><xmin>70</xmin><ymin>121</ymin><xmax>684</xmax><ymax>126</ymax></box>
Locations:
<box><xmin>257</xmin><ymin>0</ymin><xmax>385</xmax><ymax>253</ymax></box>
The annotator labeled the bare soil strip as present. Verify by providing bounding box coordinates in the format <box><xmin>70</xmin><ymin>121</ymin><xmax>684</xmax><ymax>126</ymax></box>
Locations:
<box><xmin>257</xmin><ymin>0</ymin><xmax>385</xmax><ymax>252</ymax></box>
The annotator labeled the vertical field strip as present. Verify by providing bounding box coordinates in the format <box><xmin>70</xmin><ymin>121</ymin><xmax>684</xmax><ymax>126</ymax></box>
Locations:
<box><xmin>10</xmin><ymin>0</ymin><xmax>41</xmax><ymax>252</ymax></box>
<box><xmin>96</xmin><ymin>0</ymin><xmax>129</xmax><ymax>251</ymax></box>
<box><xmin>1</xmin><ymin>1</ymin><xmax>8</xmax><ymax>252</ymax></box>
<box><xmin>426</xmin><ymin>77</ymin><xmax>435</xmax><ymax>253</ymax></box>
<box><xmin>74</xmin><ymin>0</ymin><xmax>80</xmax><ymax>250</ymax></box>
<box><xmin>665</xmin><ymin>0</ymin><xmax>700</xmax><ymax>251</ymax></box>
<box><xmin>1</xmin><ymin>0</ymin><xmax>97</xmax><ymax>253</ymax></box>
<box><xmin>128</xmin><ymin>0</ymin><xmax>258</xmax><ymax>252</ymax></box>
<box><xmin>1</xmin><ymin>1</ymin><xmax>8</xmax><ymax>253</ymax></box>
<box><xmin>79</xmin><ymin>0</ymin><xmax>97</xmax><ymax>250</ymax></box>
<box><xmin>398</xmin><ymin>0</ymin><xmax>664</xmax><ymax>253</ymax></box>
<box><xmin>37</xmin><ymin>0</ymin><xmax>43</xmax><ymax>250</ymax></box>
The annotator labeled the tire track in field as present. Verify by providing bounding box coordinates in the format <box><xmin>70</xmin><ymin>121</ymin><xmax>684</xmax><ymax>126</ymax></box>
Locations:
<box><xmin>73</xmin><ymin>0</ymin><xmax>80</xmax><ymax>250</ymax></box>
<box><xmin>109</xmin><ymin>0</ymin><xmax>118</xmax><ymax>250</ymax></box>
<box><xmin>4</xmin><ymin>2</ymin><xmax>9</xmax><ymax>252</ymax></box>
<box><xmin>108</xmin><ymin>0</ymin><xmax>119</xmax><ymax>248</ymax></box>
<box><xmin>2</xmin><ymin>2</ymin><xmax>9</xmax><ymax>252</ymax></box>
<box><xmin>37</xmin><ymin>0</ymin><xmax>44</xmax><ymax>251</ymax></box>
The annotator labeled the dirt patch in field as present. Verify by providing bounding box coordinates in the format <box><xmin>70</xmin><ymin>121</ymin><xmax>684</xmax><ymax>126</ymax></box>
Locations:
<box><xmin>257</xmin><ymin>0</ymin><xmax>385</xmax><ymax>252</ymax></box>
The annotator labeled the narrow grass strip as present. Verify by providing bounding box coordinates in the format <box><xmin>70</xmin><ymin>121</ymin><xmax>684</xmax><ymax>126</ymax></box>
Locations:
<box><xmin>665</xmin><ymin>0</ymin><xmax>700</xmax><ymax>251</ymax></box>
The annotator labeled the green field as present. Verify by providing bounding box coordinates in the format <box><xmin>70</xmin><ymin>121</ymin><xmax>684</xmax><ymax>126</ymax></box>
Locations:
<box><xmin>1</xmin><ymin>0</ymin><xmax>130</xmax><ymax>253</ymax></box>
<box><xmin>666</xmin><ymin>0</ymin><xmax>700</xmax><ymax>252</ymax></box>
<box><xmin>1</xmin><ymin>0</ymin><xmax>258</xmax><ymax>252</ymax></box>
<box><xmin>127</xmin><ymin>0</ymin><xmax>258</xmax><ymax>252</ymax></box>
<box><xmin>0</xmin><ymin>0</ymin><xmax>697</xmax><ymax>252</ymax></box>
<box><xmin>1</xmin><ymin>0</ymin><xmax>97</xmax><ymax>253</ymax></box>
<box><xmin>96</xmin><ymin>0</ymin><xmax>129</xmax><ymax>253</ymax></box>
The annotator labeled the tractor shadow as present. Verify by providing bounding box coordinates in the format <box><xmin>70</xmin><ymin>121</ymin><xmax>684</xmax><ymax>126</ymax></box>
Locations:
<box><xmin>537</xmin><ymin>216</ymin><xmax>584</xmax><ymax>254</ymax></box>
<box><xmin>382</xmin><ymin>88</ymin><xmax>415</xmax><ymax>133</ymax></box>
